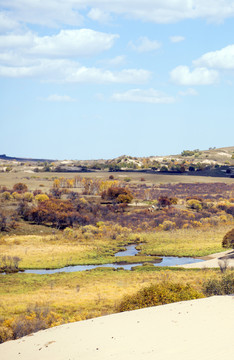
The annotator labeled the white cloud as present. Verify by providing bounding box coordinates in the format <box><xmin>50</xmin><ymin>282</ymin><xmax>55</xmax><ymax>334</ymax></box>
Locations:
<box><xmin>193</xmin><ymin>44</ymin><xmax>234</xmax><ymax>70</ymax></box>
<box><xmin>87</xmin><ymin>8</ymin><xmax>111</xmax><ymax>23</ymax></box>
<box><xmin>178</xmin><ymin>88</ymin><xmax>198</xmax><ymax>96</ymax></box>
<box><xmin>0</xmin><ymin>29</ymin><xmax>119</xmax><ymax>58</ymax></box>
<box><xmin>0</xmin><ymin>57</ymin><xmax>150</xmax><ymax>84</ymax></box>
<box><xmin>0</xmin><ymin>0</ymin><xmax>84</xmax><ymax>27</ymax></box>
<box><xmin>100</xmin><ymin>55</ymin><xmax>126</xmax><ymax>67</ymax></box>
<box><xmin>170</xmin><ymin>35</ymin><xmax>185</xmax><ymax>43</ymax></box>
<box><xmin>129</xmin><ymin>36</ymin><xmax>161</xmax><ymax>53</ymax></box>
<box><xmin>0</xmin><ymin>11</ymin><xmax>19</xmax><ymax>32</ymax></box>
<box><xmin>45</xmin><ymin>94</ymin><xmax>76</xmax><ymax>102</ymax></box>
<box><xmin>67</xmin><ymin>68</ymin><xmax>151</xmax><ymax>84</ymax></box>
<box><xmin>111</xmin><ymin>88</ymin><xmax>175</xmax><ymax>103</ymax></box>
<box><xmin>170</xmin><ymin>65</ymin><xmax>219</xmax><ymax>85</ymax></box>
<box><xmin>2</xmin><ymin>1</ymin><xmax>234</xmax><ymax>26</ymax></box>
<box><xmin>0</xmin><ymin>26</ymin><xmax>151</xmax><ymax>84</ymax></box>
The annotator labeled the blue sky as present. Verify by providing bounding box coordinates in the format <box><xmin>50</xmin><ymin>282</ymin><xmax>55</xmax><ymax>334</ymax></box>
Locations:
<box><xmin>1</xmin><ymin>1</ymin><xmax>234</xmax><ymax>160</ymax></box>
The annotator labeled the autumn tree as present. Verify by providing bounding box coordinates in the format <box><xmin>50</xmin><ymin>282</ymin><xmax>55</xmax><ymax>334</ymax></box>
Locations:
<box><xmin>157</xmin><ymin>196</ymin><xmax>173</xmax><ymax>209</ymax></box>
<box><xmin>29</xmin><ymin>199</ymin><xmax>78</xmax><ymax>229</ymax></box>
<box><xmin>101</xmin><ymin>186</ymin><xmax>133</xmax><ymax>204</ymax></box>
<box><xmin>222</xmin><ymin>228</ymin><xmax>234</xmax><ymax>249</ymax></box>
<box><xmin>13</xmin><ymin>183</ymin><xmax>28</xmax><ymax>193</ymax></box>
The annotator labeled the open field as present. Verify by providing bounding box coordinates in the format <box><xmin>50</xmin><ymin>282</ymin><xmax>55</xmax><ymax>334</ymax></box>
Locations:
<box><xmin>0</xmin><ymin>225</ymin><xmax>233</xmax><ymax>269</ymax></box>
<box><xmin>0</xmin><ymin>171</ymin><xmax>234</xmax><ymax>194</ymax></box>
<box><xmin>0</xmin><ymin>267</ymin><xmax>223</xmax><ymax>321</ymax></box>
<box><xmin>139</xmin><ymin>225</ymin><xmax>233</xmax><ymax>257</ymax></box>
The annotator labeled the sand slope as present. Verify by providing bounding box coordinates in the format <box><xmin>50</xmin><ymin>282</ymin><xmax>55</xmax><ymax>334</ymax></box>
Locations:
<box><xmin>181</xmin><ymin>249</ymin><xmax>234</xmax><ymax>268</ymax></box>
<box><xmin>1</xmin><ymin>295</ymin><xmax>233</xmax><ymax>360</ymax></box>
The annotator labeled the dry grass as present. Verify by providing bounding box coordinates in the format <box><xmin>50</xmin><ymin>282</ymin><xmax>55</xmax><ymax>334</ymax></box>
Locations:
<box><xmin>0</xmin><ymin>234</ymin><xmax>120</xmax><ymax>269</ymax></box>
<box><xmin>0</xmin><ymin>171</ymin><xmax>233</xmax><ymax>195</ymax></box>
<box><xmin>0</xmin><ymin>268</ymin><xmax>222</xmax><ymax>321</ymax></box>
<box><xmin>1</xmin><ymin>224</ymin><xmax>232</xmax><ymax>269</ymax></box>
<box><xmin>139</xmin><ymin>225</ymin><xmax>233</xmax><ymax>257</ymax></box>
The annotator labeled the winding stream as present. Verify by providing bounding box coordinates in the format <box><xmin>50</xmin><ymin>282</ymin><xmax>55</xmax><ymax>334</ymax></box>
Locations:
<box><xmin>23</xmin><ymin>244</ymin><xmax>204</xmax><ymax>275</ymax></box>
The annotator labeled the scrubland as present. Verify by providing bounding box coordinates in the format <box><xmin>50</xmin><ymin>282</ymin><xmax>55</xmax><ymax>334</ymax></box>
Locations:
<box><xmin>0</xmin><ymin>168</ymin><xmax>233</xmax><ymax>342</ymax></box>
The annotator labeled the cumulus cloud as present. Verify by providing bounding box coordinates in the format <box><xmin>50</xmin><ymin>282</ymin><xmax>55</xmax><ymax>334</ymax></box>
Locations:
<box><xmin>0</xmin><ymin>29</ymin><xmax>119</xmax><ymax>58</ymax></box>
<box><xmin>193</xmin><ymin>44</ymin><xmax>234</xmax><ymax>70</ymax></box>
<box><xmin>0</xmin><ymin>0</ymin><xmax>84</xmax><ymax>27</ymax></box>
<box><xmin>87</xmin><ymin>8</ymin><xmax>111</xmax><ymax>23</ymax></box>
<box><xmin>170</xmin><ymin>35</ymin><xmax>185</xmax><ymax>43</ymax></box>
<box><xmin>129</xmin><ymin>36</ymin><xmax>161</xmax><ymax>53</ymax></box>
<box><xmin>0</xmin><ymin>25</ymin><xmax>151</xmax><ymax>84</ymax></box>
<box><xmin>2</xmin><ymin>0</ymin><xmax>234</xmax><ymax>26</ymax></box>
<box><xmin>111</xmin><ymin>88</ymin><xmax>175</xmax><ymax>103</ymax></box>
<box><xmin>99</xmin><ymin>55</ymin><xmax>126</xmax><ymax>67</ymax></box>
<box><xmin>0</xmin><ymin>11</ymin><xmax>19</xmax><ymax>32</ymax></box>
<box><xmin>0</xmin><ymin>57</ymin><xmax>150</xmax><ymax>84</ymax></box>
<box><xmin>66</xmin><ymin>68</ymin><xmax>151</xmax><ymax>84</ymax></box>
<box><xmin>170</xmin><ymin>65</ymin><xmax>219</xmax><ymax>85</ymax></box>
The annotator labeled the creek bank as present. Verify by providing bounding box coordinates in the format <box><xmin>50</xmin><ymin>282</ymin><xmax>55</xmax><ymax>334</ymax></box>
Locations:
<box><xmin>22</xmin><ymin>244</ymin><xmax>204</xmax><ymax>274</ymax></box>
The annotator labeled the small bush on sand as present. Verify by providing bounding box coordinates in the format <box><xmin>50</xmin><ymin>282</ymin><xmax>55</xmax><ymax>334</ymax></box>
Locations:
<box><xmin>118</xmin><ymin>282</ymin><xmax>203</xmax><ymax>312</ymax></box>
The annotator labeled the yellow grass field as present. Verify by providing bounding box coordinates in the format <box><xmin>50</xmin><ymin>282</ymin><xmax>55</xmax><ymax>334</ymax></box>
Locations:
<box><xmin>0</xmin><ymin>268</ymin><xmax>222</xmax><ymax>321</ymax></box>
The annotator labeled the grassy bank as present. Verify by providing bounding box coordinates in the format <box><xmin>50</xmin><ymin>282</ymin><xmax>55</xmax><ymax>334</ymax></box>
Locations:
<box><xmin>0</xmin><ymin>225</ymin><xmax>232</xmax><ymax>269</ymax></box>
<box><xmin>139</xmin><ymin>225</ymin><xmax>233</xmax><ymax>257</ymax></box>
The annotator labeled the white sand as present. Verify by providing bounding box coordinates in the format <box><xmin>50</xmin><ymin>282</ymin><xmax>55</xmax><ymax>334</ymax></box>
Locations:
<box><xmin>1</xmin><ymin>295</ymin><xmax>233</xmax><ymax>360</ymax></box>
<box><xmin>180</xmin><ymin>249</ymin><xmax>234</xmax><ymax>269</ymax></box>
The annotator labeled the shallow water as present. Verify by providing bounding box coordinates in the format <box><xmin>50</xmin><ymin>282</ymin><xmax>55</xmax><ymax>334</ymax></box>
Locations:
<box><xmin>23</xmin><ymin>244</ymin><xmax>204</xmax><ymax>275</ymax></box>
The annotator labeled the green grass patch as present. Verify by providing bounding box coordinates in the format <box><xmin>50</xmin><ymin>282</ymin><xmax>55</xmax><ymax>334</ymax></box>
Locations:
<box><xmin>139</xmin><ymin>225</ymin><xmax>232</xmax><ymax>257</ymax></box>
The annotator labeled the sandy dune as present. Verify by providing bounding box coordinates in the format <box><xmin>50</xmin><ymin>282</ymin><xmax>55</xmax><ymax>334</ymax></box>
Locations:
<box><xmin>1</xmin><ymin>295</ymin><xmax>233</xmax><ymax>360</ymax></box>
<box><xmin>181</xmin><ymin>249</ymin><xmax>234</xmax><ymax>269</ymax></box>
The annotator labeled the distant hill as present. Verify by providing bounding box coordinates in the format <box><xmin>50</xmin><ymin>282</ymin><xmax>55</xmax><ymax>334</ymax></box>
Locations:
<box><xmin>0</xmin><ymin>147</ymin><xmax>233</xmax><ymax>178</ymax></box>
<box><xmin>0</xmin><ymin>154</ymin><xmax>54</xmax><ymax>163</ymax></box>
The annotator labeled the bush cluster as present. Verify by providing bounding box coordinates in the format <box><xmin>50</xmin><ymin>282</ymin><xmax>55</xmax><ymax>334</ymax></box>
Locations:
<box><xmin>202</xmin><ymin>273</ymin><xmax>234</xmax><ymax>296</ymax></box>
<box><xmin>0</xmin><ymin>304</ymin><xmax>62</xmax><ymax>343</ymax></box>
<box><xmin>118</xmin><ymin>282</ymin><xmax>203</xmax><ymax>312</ymax></box>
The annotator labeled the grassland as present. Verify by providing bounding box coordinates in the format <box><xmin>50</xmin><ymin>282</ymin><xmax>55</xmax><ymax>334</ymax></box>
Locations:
<box><xmin>139</xmin><ymin>225</ymin><xmax>233</xmax><ymax>257</ymax></box>
<box><xmin>0</xmin><ymin>225</ymin><xmax>232</xmax><ymax>269</ymax></box>
<box><xmin>0</xmin><ymin>267</ymin><xmax>224</xmax><ymax>321</ymax></box>
<box><xmin>0</xmin><ymin>170</ymin><xmax>234</xmax><ymax>195</ymax></box>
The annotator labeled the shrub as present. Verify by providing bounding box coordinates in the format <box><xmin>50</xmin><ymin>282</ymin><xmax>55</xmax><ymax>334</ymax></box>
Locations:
<box><xmin>101</xmin><ymin>186</ymin><xmax>133</xmax><ymax>204</ymax></box>
<box><xmin>222</xmin><ymin>228</ymin><xmax>234</xmax><ymax>249</ymax></box>
<box><xmin>0</xmin><ymin>212</ymin><xmax>17</xmax><ymax>232</ymax></box>
<box><xmin>35</xmin><ymin>194</ymin><xmax>49</xmax><ymax>202</ymax></box>
<box><xmin>12</xmin><ymin>192</ymin><xmax>23</xmax><ymax>200</ymax></box>
<box><xmin>13</xmin><ymin>183</ymin><xmax>28</xmax><ymax>193</ymax></box>
<box><xmin>187</xmin><ymin>199</ymin><xmax>202</xmax><ymax>211</ymax></box>
<box><xmin>1</xmin><ymin>191</ymin><xmax>12</xmax><ymax>200</ymax></box>
<box><xmin>0</xmin><ymin>304</ymin><xmax>62</xmax><ymax>343</ymax></box>
<box><xmin>118</xmin><ymin>282</ymin><xmax>203</xmax><ymax>312</ymax></box>
<box><xmin>160</xmin><ymin>165</ymin><xmax>168</xmax><ymax>172</ymax></box>
<box><xmin>161</xmin><ymin>220</ymin><xmax>176</xmax><ymax>231</ymax></box>
<box><xmin>202</xmin><ymin>273</ymin><xmax>234</xmax><ymax>296</ymax></box>
<box><xmin>23</xmin><ymin>192</ymin><xmax>34</xmax><ymax>202</ymax></box>
<box><xmin>0</xmin><ymin>255</ymin><xmax>21</xmax><ymax>272</ymax></box>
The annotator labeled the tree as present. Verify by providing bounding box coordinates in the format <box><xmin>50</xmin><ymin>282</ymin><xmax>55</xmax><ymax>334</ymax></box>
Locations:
<box><xmin>29</xmin><ymin>199</ymin><xmax>78</xmax><ymax>229</ymax></box>
<box><xmin>157</xmin><ymin>196</ymin><xmax>172</xmax><ymax>209</ymax></box>
<box><xmin>13</xmin><ymin>183</ymin><xmax>28</xmax><ymax>193</ymax></box>
<box><xmin>222</xmin><ymin>228</ymin><xmax>234</xmax><ymax>249</ymax></box>
<box><xmin>101</xmin><ymin>186</ymin><xmax>133</xmax><ymax>204</ymax></box>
